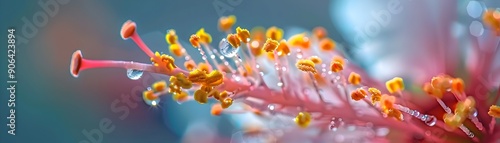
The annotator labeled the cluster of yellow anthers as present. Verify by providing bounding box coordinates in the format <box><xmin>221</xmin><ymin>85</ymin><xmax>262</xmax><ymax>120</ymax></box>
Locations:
<box><xmin>423</xmin><ymin>75</ymin><xmax>464</xmax><ymax>99</ymax></box>
<box><xmin>294</xmin><ymin>112</ymin><xmax>312</xmax><ymax>128</ymax></box>
<box><xmin>187</xmin><ymin>69</ymin><xmax>234</xmax><ymax>108</ymax></box>
<box><xmin>142</xmin><ymin>81</ymin><xmax>168</xmax><ymax>106</ymax></box>
<box><xmin>443</xmin><ymin>97</ymin><xmax>476</xmax><ymax>130</ymax></box>
<box><xmin>166</xmin><ymin>30</ymin><xmax>185</xmax><ymax>57</ymax></box>
<box><xmin>483</xmin><ymin>9</ymin><xmax>500</xmax><ymax>35</ymax></box>
<box><xmin>169</xmin><ymin>73</ymin><xmax>192</xmax><ymax>102</ymax></box>
<box><xmin>347</xmin><ymin>76</ymin><xmax>405</xmax><ymax>121</ymax></box>
<box><xmin>420</xmin><ymin>74</ymin><xmax>475</xmax><ymax>129</ymax></box>
<box><xmin>188</xmin><ymin>28</ymin><xmax>213</xmax><ymax>48</ymax></box>
<box><xmin>349</xmin><ymin>88</ymin><xmax>402</xmax><ymax>121</ymax></box>
<box><xmin>150</xmin><ymin>51</ymin><xmax>177</xmax><ymax>71</ymax></box>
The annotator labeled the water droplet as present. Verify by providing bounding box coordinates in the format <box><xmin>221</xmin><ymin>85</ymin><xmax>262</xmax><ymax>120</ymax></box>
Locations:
<box><xmin>127</xmin><ymin>69</ymin><xmax>143</xmax><ymax>80</ymax></box>
<box><xmin>425</xmin><ymin>115</ymin><xmax>437</xmax><ymax>126</ymax></box>
<box><xmin>277</xmin><ymin>82</ymin><xmax>283</xmax><ymax>87</ymax></box>
<box><xmin>219</xmin><ymin>38</ymin><xmax>240</xmax><ymax>58</ymax></box>
<box><xmin>268</xmin><ymin>104</ymin><xmax>276</xmax><ymax>111</ymax></box>
<box><xmin>471</xmin><ymin>108</ymin><xmax>478</xmax><ymax>117</ymax></box>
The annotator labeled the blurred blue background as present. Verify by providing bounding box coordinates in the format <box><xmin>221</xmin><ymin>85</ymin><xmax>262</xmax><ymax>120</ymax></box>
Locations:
<box><xmin>0</xmin><ymin>0</ymin><xmax>499</xmax><ymax>143</ymax></box>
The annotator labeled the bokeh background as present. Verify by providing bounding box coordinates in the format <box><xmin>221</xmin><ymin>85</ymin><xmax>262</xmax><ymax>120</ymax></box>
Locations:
<box><xmin>0</xmin><ymin>0</ymin><xmax>499</xmax><ymax>143</ymax></box>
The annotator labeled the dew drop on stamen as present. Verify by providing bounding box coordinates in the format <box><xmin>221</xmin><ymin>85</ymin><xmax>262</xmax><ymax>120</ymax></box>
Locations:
<box><xmin>127</xmin><ymin>69</ymin><xmax>143</xmax><ymax>80</ymax></box>
<box><xmin>219</xmin><ymin>38</ymin><xmax>240</xmax><ymax>58</ymax></box>
<box><xmin>277</xmin><ymin>82</ymin><xmax>283</xmax><ymax>87</ymax></box>
<box><xmin>268</xmin><ymin>104</ymin><xmax>276</xmax><ymax>114</ymax></box>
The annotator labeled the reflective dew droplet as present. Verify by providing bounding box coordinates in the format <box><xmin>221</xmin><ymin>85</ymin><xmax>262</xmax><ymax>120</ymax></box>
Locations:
<box><xmin>127</xmin><ymin>69</ymin><xmax>143</xmax><ymax>80</ymax></box>
<box><xmin>277</xmin><ymin>82</ymin><xmax>283</xmax><ymax>87</ymax></box>
<box><xmin>424</xmin><ymin>115</ymin><xmax>437</xmax><ymax>126</ymax></box>
<box><xmin>219</xmin><ymin>38</ymin><xmax>240</xmax><ymax>58</ymax></box>
<box><xmin>268</xmin><ymin>104</ymin><xmax>276</xmax><ymax>111</ymax></box>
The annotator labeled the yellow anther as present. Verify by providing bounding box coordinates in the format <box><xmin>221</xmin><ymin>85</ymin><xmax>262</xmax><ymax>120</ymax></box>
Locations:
<box><xmin>368</xmin><ymin>88</ymin><xmax>382</xmax><ymax>104</ymax></box>
<box><xmin>266</xmin><ymin>26</ymin><xmax>283</xmax><ymax>41</ymax></box>
<box><xmin>236</xmin><ymin>27</ymin><xmax>250</xmax><ymax>43</ymax></box>
<box><xmin>348</xmin><ymin>72</ymin><xmax>361</xmax><ymax>85</ymax></box>
<box><xmin>294</xmin><ymin>112</ymin><xmax>312</xmax><ymax>128</ymax></box>
<box><xmin>151</xmin><ymin>52</ymin><xmax>161</xmax><ymax>66</ymax></box>
<box><xmin>218</xmin><ymin>15</ymin><xmax>236</xmax><ymax>32</ymax></box>
<box><xmin>296</xmin><ymin>59</ymin><xmax>317</xmax><ymax>74</ymax></box>
<box><xmin>488</xmin><ymin>105</ymin><xmax>500</xmax><ymax>118</ymax></box>
<box><xmin>188</xmin><ymin>69</ymin><xmax>207</xmax><ymax>83</ymax></box>
<box><xmin>351</xmin><ymin>88</ymin><xmax>367</xmax><ymax>101</ymax></box>
<box><xmin>380</xmin><ymin>94</ymin><xmax>395</xmax><ymax>111</ymax></box>
<box><xmin>288</xmin><ymin>33</ymin><xmax>310</xmax><ymax>49</ymax></box>
<box><xmin>194</xmin><ymin>89</ymin><xmax>208</xmax><ymax>104</ymax></box>
<box><xmin>211</xmin><ymin>104</ymin><xmax>223</xmax><ymax>116</ymax></box>
<box><xmin>309</xmin><ymin>56</ymin><xmax>322</xmax><ymax>64</ymax></box>
<box><xmin>205</xmin><ymin>70</ymin><xmax>224</xmax><ymax>86</ymax></box>
<box><xmin>174</xmin><ymin>73</ymin><xmax>193</xmax><ymax>89</ymax></box>
<box><xmin>152</xmin><ymin>81</ymin><xmax>167</xmax><ymax>92</ymax></box>
<box><xmin>386</xmin><ymin>108</ymin><xmax>403</xmax><ymax>121</ymax></box>
<box><xmin>451</xmin><ymin>78</ymin><xmax>464</xmax><ymax>93</ymax></box>
<box><xmin>143</xmin><ymin>90</ymin><xmax>157</xmax><ymax>101</ymax></box>
<box><xmin>196</xmin><ymin>28</ymin><xmax>212</xmax><ymax>44</ymax></box>
<box><xmin>483</xmin><ymin>9</ymin><xmax>500</xmax><ymax>35</ymax></box>
<box><xmin>386</xmin><ymin>77</ymin><xmax>404</xmax><ymax>93</ymax></box>
<box><xmin>198</xmin><ymin>62</ymin><xmax>212</xmax><ymax>73</ymax></box>
<box><xmin>455</xmin><ymin>96</ymin><xmax>476</xmax><ymax>116</ymax></box>
<box><xmin>249</xmin><ymin>40</ymin><xmax>263</xmax><ymax>56</ymax></box>
<box><xmin>172</xmin><ymin>91</ymin><xmax>188</xmax><ymax>102</ymax></box>
<box><xmin>276</xmin><ymin>40</ymin><xmax>290</xmax><ymax>56</ymax></box>
<box><xmin>251</xmin><ymin>27</ymin><xmax>266</xmax><ymax>42</ymax></box>
<box><xmin>431</xmin><ymin>75</ymin><xmax>452</xmax><ymax>92</ymax></box>
<box><xmin>423</xmin><ymin>82</ymin><xmax>443</xmax><ymax>99</ymax></box>
<box><xmin>221</xmin><ymin>98</ymin><xmax>233</xmax><ymax>109</ymax></box>
<box><xmin>319</xmin><ymin>38</ymin><xmax>336</xmax><ymax>51</ymax></box>
<box><xmin>169</xmin><ymin>44</ymin><xmax>184</xmax><ymax>57</ymax></box>
<box><xmin>165</xmin><ymin>29</ymin><xmax>178</xmax><ymax>44</ymax></box>
<box><xmin>263</xmin><ymin>38</ymin><xmax>279</xmax><ymax>52</ymax></box>
<box><xmin>184</xmin><ymin>60</ymin><xmax>196</xmax><ymax>71</ymax></box>
<box><xmin>160</xmin><ymin>54</ymin><xmax>176</xmax><ymax>71</ymax></box>
<box><xmin>215</xmin><ymin>91</ymin><xmax>229</xmax><ymax>101</ymax></box>
<box><xmin>330</xmin><ymin>61</ymin><xmax>343</xmax><ymax>73</ymax></box>
<box><xmin>189</xmin><ymin>34</ymin><xmax>201</xmax><ymax>48</ymax></box>
<box><xmin>313</xmin><ymin>26</ymin><xmax>328</xmax><ymax>39</ymax></box>
<box><xmin>443</xmin><ymin>113</ymin><xmax>465</xmax><ymax>130</ymax></box>
<box><xmin>227</xmin><ymin>33</ymin><xmax>241</xmax><ymax>48</ymax></box>
<box><xmin>332</xmin><ymin>56</ymin><xmax>345</xmax><ymax>66</ymax></box>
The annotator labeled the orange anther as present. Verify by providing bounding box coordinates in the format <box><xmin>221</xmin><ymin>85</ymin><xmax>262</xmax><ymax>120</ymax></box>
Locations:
<box><xmin>319</xmin><ymin>38</ymin><xmax>335</xmax><ymax>51</ymax></box>
<box><xmin>348</xmin><ymin>72</ymin><xmax>361</xmax><ymax>85</ymax></box>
